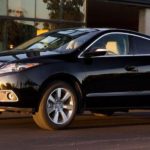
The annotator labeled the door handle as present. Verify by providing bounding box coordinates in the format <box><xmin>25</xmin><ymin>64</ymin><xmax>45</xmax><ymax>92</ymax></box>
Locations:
<box><xmin>125</xmin><ymin>66</ymin><xmax>138</xmax><ymax>72</ymax></box>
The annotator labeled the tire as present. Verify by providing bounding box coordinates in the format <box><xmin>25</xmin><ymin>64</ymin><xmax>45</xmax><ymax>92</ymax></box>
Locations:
<box><xmin>33</xmin><ymin>81</ymin><xmax>78</xmax><ymax>130</ymax></box>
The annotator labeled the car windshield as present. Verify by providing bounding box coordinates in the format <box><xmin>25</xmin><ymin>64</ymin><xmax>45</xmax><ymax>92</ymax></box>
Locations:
<box><xmin>14</xmin><ymin>29</ymin><xmax>98</xmax><ymax>54</ymax></box>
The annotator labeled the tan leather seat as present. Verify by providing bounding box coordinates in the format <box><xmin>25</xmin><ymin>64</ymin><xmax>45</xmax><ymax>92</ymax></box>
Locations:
<box><xmin>105</xmin><ymin>41</ymin><xmax>119</xmax><ymax>55</ymax></box>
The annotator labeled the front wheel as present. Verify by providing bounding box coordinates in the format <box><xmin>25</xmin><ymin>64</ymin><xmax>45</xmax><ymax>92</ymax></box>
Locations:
<box><xmin>33</xmin><ymin>81</ymin><xmax>78</xmax><ymax>130</ymax></box>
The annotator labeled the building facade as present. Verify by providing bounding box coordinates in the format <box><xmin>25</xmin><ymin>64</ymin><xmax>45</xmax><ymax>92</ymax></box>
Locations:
<box><xmin>0</xmin><ymin>0</ymin><xmax>86</xmax><ymax>50</ymax></box>
<box><xmin>0</xmin><ymin>0</ymin><xmax>150</xmax><ymax>51</ymax></box>
<box><xmin>87</xmin><ymin>0</ymin><xmax>150</xmax><ymax>35</ymax></box>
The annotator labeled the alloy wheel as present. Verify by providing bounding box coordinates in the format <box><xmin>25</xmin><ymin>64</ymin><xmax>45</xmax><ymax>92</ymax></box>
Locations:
<box><xmin>46</xmin><ymin>87</ymin><xmax>74</xmax><ymax>125</ymax></box>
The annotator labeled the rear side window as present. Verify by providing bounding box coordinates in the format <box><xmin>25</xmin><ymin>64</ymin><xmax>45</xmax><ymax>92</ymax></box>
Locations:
<box><xmin>130</xmin><ymin>36</ymin><xmax>150</xmax><ymax>55</ymax></box>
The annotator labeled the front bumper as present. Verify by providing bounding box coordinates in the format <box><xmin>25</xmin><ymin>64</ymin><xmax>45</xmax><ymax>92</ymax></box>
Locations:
<box><xmin>0</xmin><ymin>71</ymin><xmax>40</xmax><ymax>108</ymax></box>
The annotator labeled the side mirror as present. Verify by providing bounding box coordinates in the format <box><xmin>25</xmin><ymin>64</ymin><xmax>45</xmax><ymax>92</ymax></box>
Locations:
<box><xmin>84</xmin><ymin>48</ymin><xmax>107</xmax><ymax>57</ymax></box>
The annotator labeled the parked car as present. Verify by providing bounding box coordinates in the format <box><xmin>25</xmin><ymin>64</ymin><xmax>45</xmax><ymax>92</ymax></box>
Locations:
<box><xmin>0</xmin><ymin>28</ymin><xmax>150</xmax><ymax>130</ymax></box>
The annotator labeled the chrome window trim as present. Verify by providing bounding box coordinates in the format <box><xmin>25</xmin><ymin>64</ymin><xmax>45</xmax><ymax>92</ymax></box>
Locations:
<box><xmin>78</xmin><ymin>32</ymin><xmax>150</xmax><ymax>58</ymax></box>
<box><xmin>78</xmin><ymin>54</ymin><xmax>150</xmax><ymax>59</ymax></box>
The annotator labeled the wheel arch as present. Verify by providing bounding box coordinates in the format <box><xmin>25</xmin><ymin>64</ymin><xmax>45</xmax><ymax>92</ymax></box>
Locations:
<box><xmin>35</xmin><ymin>73</ymin><xmax>85</xmax><ymax>113</ymax></box>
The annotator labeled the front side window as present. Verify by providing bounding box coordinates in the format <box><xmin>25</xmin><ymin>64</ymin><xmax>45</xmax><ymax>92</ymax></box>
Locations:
<box><xmin>130</xmin><ymin>36</ymin><xmax>150</xmax><ymax>55</ymax></box>
<box><xmin>86</xmin><ymin>33</ymin><xmax>129</xmax><ymax>56</ymax></box>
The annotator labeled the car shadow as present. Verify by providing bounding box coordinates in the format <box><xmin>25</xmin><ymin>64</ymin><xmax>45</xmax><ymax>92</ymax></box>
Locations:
<box><xmin>0</xmin><ymin>111</ymin><xmax>150</xmax><ymax>130</ymax></box>
<box><xmin>69</xmin><ymin>111</ymin><xmax>150</xmax><ymax>130</ymax></box>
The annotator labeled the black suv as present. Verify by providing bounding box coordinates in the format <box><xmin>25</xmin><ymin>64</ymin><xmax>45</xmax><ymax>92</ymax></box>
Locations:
<box><xmin>0</xmin><ymin>28</ymin><xmax>150</xmax><ymax>130</ymax></box>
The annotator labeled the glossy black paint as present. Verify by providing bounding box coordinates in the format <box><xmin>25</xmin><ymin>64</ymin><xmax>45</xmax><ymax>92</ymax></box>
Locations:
<box><xmin>1</xmin><ymin>28</ymin><xmax>150</xmax><ymax>113</ymax></box>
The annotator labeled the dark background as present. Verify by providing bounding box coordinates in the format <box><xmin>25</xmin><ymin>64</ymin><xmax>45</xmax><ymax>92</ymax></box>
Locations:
<box><xmin>108</xmin><ymin>0</ymin><xmax>150</xmax><ymax>6</ymax></box>
<box><xmin>87</xmin><ymin>0</ymin><xmax>141</xmax><ymax>31</ymax></box>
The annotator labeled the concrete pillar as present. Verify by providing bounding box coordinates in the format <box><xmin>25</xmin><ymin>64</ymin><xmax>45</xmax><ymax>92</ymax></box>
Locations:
<box><xmin>139</xmin><ymin>9</ymin><xmax>150</xmax><ymax>35</ymax></box>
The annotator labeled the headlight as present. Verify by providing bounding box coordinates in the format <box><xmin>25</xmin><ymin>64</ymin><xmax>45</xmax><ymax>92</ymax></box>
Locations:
<box><xmin>0</xmin><ymin>63</ymin><xmax>40</xmax><ymax>74</ymax></box>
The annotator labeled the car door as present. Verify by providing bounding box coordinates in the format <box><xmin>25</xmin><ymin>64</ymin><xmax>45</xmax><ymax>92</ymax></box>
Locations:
<box><xmin>81</xmin><ymin>32</ymin><xmax>140</xmax><ymax>109</ymax></box>
<box><xmin>129</xmin><ymin>35</ymin><xmax>150</xmax><ymax>107</ymax></box>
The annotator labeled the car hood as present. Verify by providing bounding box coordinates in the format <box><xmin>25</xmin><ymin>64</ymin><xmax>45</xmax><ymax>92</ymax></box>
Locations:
<box><xmin>0</xmin><ymin>49</ymin><xmax>61</xmax><ymax>64</ymax></box>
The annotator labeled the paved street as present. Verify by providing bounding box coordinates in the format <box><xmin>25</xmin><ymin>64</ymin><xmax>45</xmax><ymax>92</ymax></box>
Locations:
<box><xmin>0</xmin><ymin>111</ymin><xmax>150</xmax><ymax>150</ymax></box>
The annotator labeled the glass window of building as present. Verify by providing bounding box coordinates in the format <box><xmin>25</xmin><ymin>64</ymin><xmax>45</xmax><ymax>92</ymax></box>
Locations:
<box><xmin>0</xmin><ymin>0</ymin><xmax>86</xmax><ymax>51</ymax></box>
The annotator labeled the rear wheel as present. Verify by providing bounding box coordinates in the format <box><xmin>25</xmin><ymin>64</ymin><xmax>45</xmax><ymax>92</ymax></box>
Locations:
<box><xmin>33</xmin><ymin>81</ymin><xmax>78</xmax><ymax>130</ymax></box>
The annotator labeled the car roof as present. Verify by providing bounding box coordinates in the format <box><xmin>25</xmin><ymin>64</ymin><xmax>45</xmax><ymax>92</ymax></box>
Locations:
<box><xmin>95</xmin><ymin>28</ymin><xmax>150</xmax><ymax>39</ymax></box>
<box><xmin>43</xmin><ymin>27</ymin><xmax>150</xmax><ymax>39</ymax></box>
<box><xmin>70</xmin><ymin>28</ymin><xmax>150</xmax><ymax>37</ymax></box>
